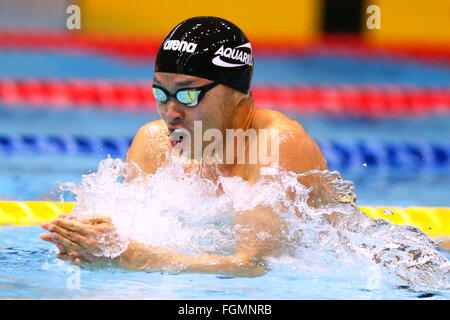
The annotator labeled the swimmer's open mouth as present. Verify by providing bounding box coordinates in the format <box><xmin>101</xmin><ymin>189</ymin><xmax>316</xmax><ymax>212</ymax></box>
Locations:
<box><xmin>168</xmin><ymin>128</ymin><xmax>186</xmax><ymax>148</ymax></box>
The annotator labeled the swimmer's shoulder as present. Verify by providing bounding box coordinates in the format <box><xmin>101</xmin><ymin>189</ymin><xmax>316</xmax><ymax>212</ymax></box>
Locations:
<box><xmin>253</xmin><ymin>107</ymin><xmax>328</xmax><ymax>172</ymax></box>
<box><xmin>253</xmin><ymin>107</ymin><xmax>307</xmax><ymax>137</ymax></box>
<box><xmin>125</xmin><ymin>120</ymin><xmax>170</xmax><ymax>174</ymax></box>
<box><xmin>137</xmin><ymin>119</ymin><xmax>168</xmax><ymax>139</ymax></box>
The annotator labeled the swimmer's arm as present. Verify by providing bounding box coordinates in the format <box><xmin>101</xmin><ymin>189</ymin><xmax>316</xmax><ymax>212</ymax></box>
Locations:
<box><xmin>115</xmin><ymin>242</ymin><xmax>265</xmax><ymax>277</ymax></box>
<box><xmin>42</xmin><ymin>217</ymin><xmax>267</xmax><ymax>276</ymax></box>
<box><xmin>274</xmin><ymin>125</ymin><xmax>347</xmax><ymax>225</ymax></box>
<box><xmin>115</xmin><ymin>206</ymin><xmax>283</xmax><ymax>277</ymax></box>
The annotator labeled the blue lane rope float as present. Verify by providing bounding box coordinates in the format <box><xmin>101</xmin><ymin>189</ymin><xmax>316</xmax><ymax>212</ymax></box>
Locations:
<box><xmin>317</xmin><ymin>140</ymin><xmax>450</xmax><ymax>170</ymax></box>
<box><xmin>1</xmin><ymin>134</ymin><xmax>450</xmax><ymax>170</ymax></box>
<box><xmin>0</xmin><ymin>134</ymin><xmax>132</xmax><ymax>158</ymax></box>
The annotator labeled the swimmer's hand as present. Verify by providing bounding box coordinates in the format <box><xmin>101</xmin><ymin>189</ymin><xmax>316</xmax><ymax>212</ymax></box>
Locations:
<box><xmin>39</xmin><ymin>215</ymin><xmax>119</xmax><ymax>266</ymax></box>
<box><xmin>112</xmin><ymin>205</ymin><xmax>283</xmax><ymax>277</ymax></box>
<box><xmin>39</xmin><ymin>216</ymin><xmax>266</xmax><ymax>276</ymax></box>
<box><xmin>39</xmin><ymin>205</ymin><xmax>282</xmax><ymax>277</ymax></box>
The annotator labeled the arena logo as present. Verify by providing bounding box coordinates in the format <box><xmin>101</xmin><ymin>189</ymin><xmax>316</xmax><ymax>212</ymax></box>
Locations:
<box><xmin>163</xmin><ymin>40</ymin><xmax>197</xmax><ymax>53</ymax></box>
<box><xmin>212</xmin><ymin>43</ymin><xmax>253</xmax><ymax>68</ymax></box>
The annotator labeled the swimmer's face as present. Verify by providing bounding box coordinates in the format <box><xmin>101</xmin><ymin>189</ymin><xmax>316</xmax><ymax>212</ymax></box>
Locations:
<box><xmin>153</xmin><ymin>72</ymin><xmax>230</xmax><ymax>151</ymax></box>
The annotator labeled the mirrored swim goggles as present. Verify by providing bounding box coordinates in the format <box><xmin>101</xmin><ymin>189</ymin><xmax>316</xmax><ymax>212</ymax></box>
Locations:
<box><xmin>152</xmin><ymin>82</ymin><xmax>219</xmax><ymax>107</ymax></box>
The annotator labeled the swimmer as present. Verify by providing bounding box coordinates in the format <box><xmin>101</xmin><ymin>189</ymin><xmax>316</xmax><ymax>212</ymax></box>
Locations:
<box><xmin>40</xmin><ymin>17</ymin><xmax>329</xmax><ymax>277</ymax></box>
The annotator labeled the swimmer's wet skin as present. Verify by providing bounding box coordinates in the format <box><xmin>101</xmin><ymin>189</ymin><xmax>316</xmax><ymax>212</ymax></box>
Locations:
<box><xmin>40</xmin><ymin>16</ymin><xmax>329</xmax><ymax>277</ymax></box>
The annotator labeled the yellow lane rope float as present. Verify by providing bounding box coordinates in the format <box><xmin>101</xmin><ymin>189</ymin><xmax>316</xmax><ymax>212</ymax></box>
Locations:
<box><xmin>0</xmin><ymin>201</ymin><xmax>74</xmax><ymax>226</ymax></box>
<box><xmin>359</xmin><ymin>206</ymin><xmax>450</xmax><ymax>240</ymax></box>
<box><xmin>0</xmin><ymin>201</ymin><xmax>449</xmax><ymax>239</ymax></box>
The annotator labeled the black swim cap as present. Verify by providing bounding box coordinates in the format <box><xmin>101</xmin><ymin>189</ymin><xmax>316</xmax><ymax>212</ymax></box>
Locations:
<box><xmin>155</xmin><ymin>16</ymin><xmax>254</xmax><ymax>94</ymax></box>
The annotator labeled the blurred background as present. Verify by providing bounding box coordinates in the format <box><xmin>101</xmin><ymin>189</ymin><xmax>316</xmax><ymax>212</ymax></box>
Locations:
<box><xmin>0</xmin><ymin>0</ymin><xmax>449</xmax><ymax>206</ymax></box>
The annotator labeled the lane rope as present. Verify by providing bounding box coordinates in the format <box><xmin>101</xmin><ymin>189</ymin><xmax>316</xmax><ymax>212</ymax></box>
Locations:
<box><xmin>0</xmin><ymin>201</ymin><xmax>448</xmax><ymax>238</ymax></box>
<box><xmin>0</xmin><ymin>78</ymin><xmax>449</xmax><ymax>116</ymax></box>
<box><xmin>1</xmin><ymin>134</ymin><xmax>449</xmax><ymax>170</ymax></box>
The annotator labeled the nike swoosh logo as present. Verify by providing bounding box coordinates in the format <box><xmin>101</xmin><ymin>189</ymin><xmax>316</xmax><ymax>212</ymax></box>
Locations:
<box><xmin>212</xmin><ymin>56</ymin><xmax>245</xmax><ymax>68</ymax></box>
<box><xmin>235</xmin><ymin>43</ymin><xmax>252</xmax><ymax>50</ymax></box>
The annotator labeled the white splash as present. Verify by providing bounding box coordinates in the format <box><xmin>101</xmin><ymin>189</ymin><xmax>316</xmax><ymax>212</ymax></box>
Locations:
<box><xmin>58</xmin><ymin>156</ymin><xmax>450</xmax><ymax>292</ymax></box>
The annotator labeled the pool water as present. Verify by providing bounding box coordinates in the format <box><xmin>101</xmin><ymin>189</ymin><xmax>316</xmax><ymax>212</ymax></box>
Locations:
<box><xmin>1</xmin><ymin>154</ymin><xmax>450</xmax><ymax>299</ymax></box>
<box><xmin>0</xmin><ymin>226</ymin><xmax>449</xmax><ymax>299</ymax></box>
<box><xmin>1</xmin><ymin>47</ymin><xmax>449</xmax><ymax>299</ymax></box>
<box><xmin>1</xmin><ymin>107</ymin><xmax>450</xmax><ymax>206</ymax></box>
<box><xmin>1</xmin><ymin>50</ymin><xmax>450</xmax><ymax>85</ymax></box>
<box><xmin>1</xmin><ymin>108</ymin><xmax>450</xmax><ymax>300</ymax></box>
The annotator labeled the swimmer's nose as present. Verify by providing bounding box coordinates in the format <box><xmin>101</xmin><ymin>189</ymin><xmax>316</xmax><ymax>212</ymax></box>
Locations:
<box><xmin>163</xmin><ymin>100</ymin><xmax>185</xmax><ymax>124</ymax></box>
